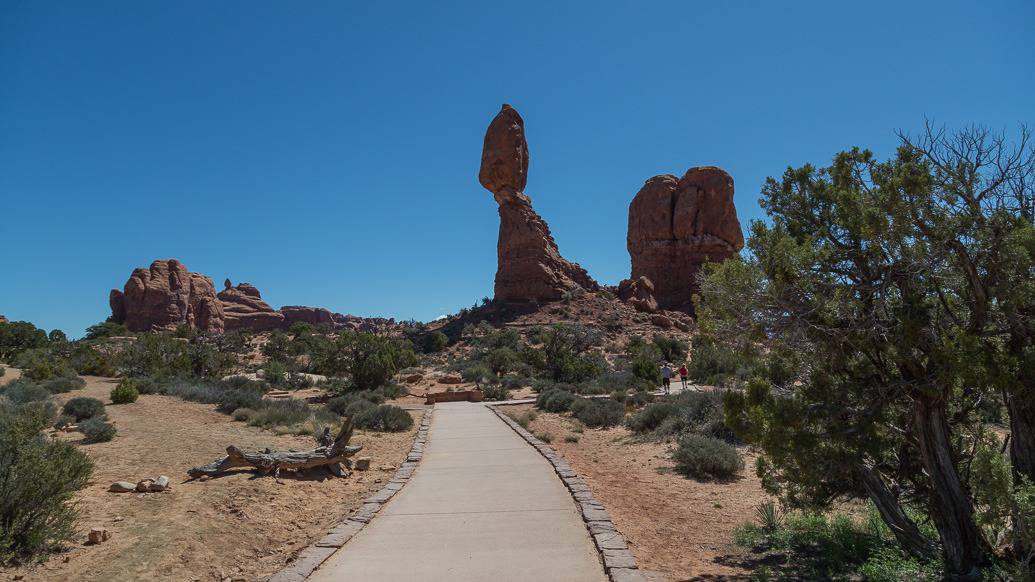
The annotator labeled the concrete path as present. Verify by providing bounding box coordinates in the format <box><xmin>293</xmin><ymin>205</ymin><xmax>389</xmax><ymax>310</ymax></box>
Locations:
<box><xmin>308</xmin><ymin>402</ymin><xmax>606</xmax><ymax>582</ymax></box>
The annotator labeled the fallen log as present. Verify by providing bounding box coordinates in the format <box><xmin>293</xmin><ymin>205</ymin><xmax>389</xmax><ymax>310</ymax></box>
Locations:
<box><xmin>188</xmin><ymin>418</ymin><xmax>362</xmax><ymax>479</ymax></box>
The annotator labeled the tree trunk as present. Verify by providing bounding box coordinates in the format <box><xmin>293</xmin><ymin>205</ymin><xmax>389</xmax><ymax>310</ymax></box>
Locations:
<box><xmin>857</xmin><ymin>464</ymin><xmax>939</xmax><ymax>559</ymax></box>
<box><xmin>1004</xmin><ymin>379</ymin><xmax>1035</xmax><ymax>573</ymax></box>
<box><xmin>187</xmin><ymin>419</ymin><xmax>362</xmax><ymax>478</ymax></box>
<box><xmin>913</xmin><ymin>395</ymin><xmax>988</xmax><ymax>580</ymax></box>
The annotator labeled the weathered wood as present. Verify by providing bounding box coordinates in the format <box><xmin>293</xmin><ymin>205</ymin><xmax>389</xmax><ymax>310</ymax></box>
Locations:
<box><xmin>188</xmin><ymin>419</ymin><xmax>362</xmax><ymax>479</ymax></box>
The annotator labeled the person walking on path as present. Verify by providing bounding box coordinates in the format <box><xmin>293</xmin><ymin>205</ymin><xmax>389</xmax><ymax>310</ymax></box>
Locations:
<box><xmin>661</xmin><ymin>363</ymin><xmax>673</xmax><ymax>395</ymax></box>
<box><xmin>678</xmin><ymin>363</ymin><xmax>689</xmax><ymax>390</ymax></box>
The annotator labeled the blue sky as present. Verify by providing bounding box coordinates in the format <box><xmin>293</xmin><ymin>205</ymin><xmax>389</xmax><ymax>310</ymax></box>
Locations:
<box><xmin>1</xmin><ymin>1</ymin><xmax>1032</xmax><ymax>337</ymax></box>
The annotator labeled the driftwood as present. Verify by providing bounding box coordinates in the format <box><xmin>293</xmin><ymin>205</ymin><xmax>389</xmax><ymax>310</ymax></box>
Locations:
<box><xmin>188</xmin><ymin>418</ymin><xmax>362</xmax><ymax>479</ymax></box>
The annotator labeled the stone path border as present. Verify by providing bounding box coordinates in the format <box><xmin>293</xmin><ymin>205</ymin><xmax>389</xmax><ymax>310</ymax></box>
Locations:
<box><xmin>268</xmin><ymin>410</ymin><xmax>433</xmax><ymax>582</ymax></box>
<box><xmin>487</xmin><ymin>404</ymin><xmax>646</xmax><ymax>582</ymax></box>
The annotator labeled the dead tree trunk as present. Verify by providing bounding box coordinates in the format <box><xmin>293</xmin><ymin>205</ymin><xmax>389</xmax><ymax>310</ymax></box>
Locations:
<box><xmin>188</xmin><ymin>419</ymin><xmax>362</xmax><ymax>479</ymax></box>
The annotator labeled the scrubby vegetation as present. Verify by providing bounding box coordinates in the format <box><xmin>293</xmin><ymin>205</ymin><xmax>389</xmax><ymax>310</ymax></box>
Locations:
<box><xmin>672</xmin><ymin>434</ymin><xmax>742</xmax><ymax>480</ymax></box>
<box><xmin>0</xmin><ymin>389</ymin><xmax>93</xmax><ymax>563</ymax></box>
<box><xmin>79</xmin><ymin>417</ymin><xmax>117</xmax><ymax>443</ymax></box>
<box><xmin>109</xmin><ymin>378</ymin><xmax>139</xmax><ymax>404</ymax></box>
<box><xmin>62</xmin><ymin>397</ymin><xmax>106</xmax><ymax>422</ymax></box>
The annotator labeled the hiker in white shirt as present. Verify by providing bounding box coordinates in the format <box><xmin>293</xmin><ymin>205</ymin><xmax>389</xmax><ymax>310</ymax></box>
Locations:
<box><xmin>661</xmin><ymin>363</ymin><xmax>673</xmax><ymax>394</ymax></box>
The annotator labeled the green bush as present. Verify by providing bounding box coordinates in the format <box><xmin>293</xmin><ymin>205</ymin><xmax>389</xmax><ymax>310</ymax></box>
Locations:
<box><xmin>421</xmin><ymin>331</ymin><xmax>449</xmax><ymax>353</ymax></box>
<box><xmin>69</xmin><ymin>345</ymin><xmax>117</xmax><ymax>377</ymax></box>
<box><xmin>79</xmin><ymin>417</ymin><xmax>117</xmax><ymax>443</ymax></box>
<box><xmin>314</xmin><ymin>332</ymin><xmax>413</xmax><ymax>390</ymax></box>
<box><xmin>83</xmin><ymin>321</ymin><xmax>129</xmax><ymax>340</ymax></box>
<box><xmin>354</xmin><ymin>405</ymin><xmax>413</xmax><ymax>432</ymax></box>
<box><xmin>653</xmin><ymin>335</ymin><xmax>689</xmax><ymax>363</ymax></box>
<box><xmin>460</xmin><ymin>362</ymin><xmax>496</xmax><ymax>384</ymax></box>
<box><xmin>1</xmin><ymin>381</ymin><xmax>51</xmax><ymax>405</ymax></box>
<box><xmin>627</xmin><ymin>402</ymin><xmax>675</xmax><ymax>433</ymax></box>
<box><xmin>672</xmin><ymin>434</ymin><xmax>743</xmax><ymax>480</ymax></box>
<box><xmin>572</xmin><ymin>398</ymin><xmax>625</xmax><ymax>428</ymax></box>
<box><xmin>535</xmin><ymin>431</ymin><xmax>553</xmax><ymax>443</ymax></box>
<box><xmin>62</xmin><ymin>397</ymin><xmax>106</xmax><ymax>421</ymax></box>
<box><xmin>481</xmin><ymin>384</ymin><xmax>510</xmax><ymax>401</ymax></box>
<box><xmin>686</xmin><ymin>336</ymin><xmax>744</xmax><ymax>386</ymax></box>
<box><xmin>231</xmin><ymin>407</ymin><xmax>255</xmax><ymax>422</ymax></box>
<box><xmin>110</xmin><ymin>378</ymin><xmax>140</xmax><ymax>404</ymax></box>
<box><xmin>263</xmin><ymin>360</ymin><xmax>287</xmax><ymax>386</ymax></box>
<box><xmin>327</xmin><ymin>395</ymin><xmax>378</xmax><ymax>418</ymax></box>
<box><xmin>536</xmin><ymin>388</ymin><xmax>576</xmax><ymax>413</ymax></box>
<box><xmin>118</xmin><ymin>333</ymin><xmax>190</xmax><ymax>379</ymax></box>
<box><xmin>132</xmin><ymin>376</ymin><xmax>164</xmax><ymax>395</ymax></box>
<box><xmin>39</xmin><ymin>376</ymin><xmax>85</xmax><ymax>394</ymax></box>
<box><xmin>0</xmin><ymin>404</ymin><xmax>93</xmax><ymax>562</ymax></box>
<box><xmin>15</xmin><ymin>349</ymin><xmax>77</xmax><ymax>382</ymax></box>
<box><xmin>0</xmin><ymin>321</ymin><xmax>48</xmax><ymax>363</ymax></box>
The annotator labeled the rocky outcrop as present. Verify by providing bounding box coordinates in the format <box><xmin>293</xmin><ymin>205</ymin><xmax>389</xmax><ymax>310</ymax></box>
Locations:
<box><xmin>627</xmin><ymin>167</ymin><xmax>744</xmax><ymax>311</ymax></box>
<box><xmin>109</xmin><ymin>259</ymin><xmax>225</xmax><ymax>333</ymax></box>
<box><xmin>479</xmin><ymin>104</ymin><xmax>598</xmax><ymax>302</ymax></box>
<box><xmin>0</xmin><ymin>315</ymin><xmax>7</xmax><ymax>324</ymax></box>
<box><xmin>280</xmin><ymin>305</ymin><xmax>335</xmax><ymax>327</ymax></box>
<box><xmin>616</xmin><ymin>276</ymin><xmax>658</xmax><ymax>313</ymax></box>
<box><xmin>218</xmin><ymin>279</ymin><xmax>285</xmax><ymax>331</ymax></box>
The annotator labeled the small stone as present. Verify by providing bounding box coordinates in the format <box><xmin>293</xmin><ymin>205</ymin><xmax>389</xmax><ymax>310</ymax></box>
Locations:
<box><xmin>109</xmin><ymin>481</ymin><xmax>136</xmax><ymax>493</ymax></box>
<box><xmin>113</xmin><ymin>516</ymin><xmax>124</xmax><ymax>522</ymax></box>
<box><xmin>150</xmin><ymin>475</ymin><xmax>170</xmax><ymax>492</ymax></box>
<box><xmin>135</xmin><ymin>479</ymin><xmax>154</xmax><ymax>493</ymax></box>
<box><xmin>87</xmin><ymin>527</ymin><xmax>111</xmax><ymax>544</ymax></box>
<box><xmin>354</xmin><ymin>457</ymin><xmax>371</xmax><ymax>471</ymax></box>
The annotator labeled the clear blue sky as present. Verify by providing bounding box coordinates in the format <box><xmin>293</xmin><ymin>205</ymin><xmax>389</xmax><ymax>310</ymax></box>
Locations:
<box><xmin>2</xmin><ymin>1</ymin><xmax>1032</xmax><ymax>338</ymax></box>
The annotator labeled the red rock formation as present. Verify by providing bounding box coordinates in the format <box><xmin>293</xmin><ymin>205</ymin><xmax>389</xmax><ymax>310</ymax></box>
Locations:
<box><xmin>218</xmin><ymin>279</ymin><xmax>285</xmax><ymax>331</ymax></box>
<box><xmin>627</xmin><ymin>167</ymin><xmax>744</xmax><ymax>311</ymax></box>
<box><xmin>616</xmin><ymin>276</ymin><xmax>658</xmax><ymax>313</ymax></box>
<box><xmin>479</xmin><ymin>104</ymin><xmax>598</xmax><ymax>302</ymax></box>
<box><xmin>109</xmin><ymin>259</ymin><xmax>225</xmax><ymax>332</ymax></box>
<box><xmin>280</xmin><ymin>305</ymin><xmax>335</xmax><ymax>327</ymax></box>
<box><xmin>0</xmin><ymin>315</ymin><xmax>8</xmax><ymax>324</ymax></box>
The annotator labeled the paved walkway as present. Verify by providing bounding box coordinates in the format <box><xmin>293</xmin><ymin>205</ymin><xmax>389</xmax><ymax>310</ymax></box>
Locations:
<box><xmin>308</xmin><ymin>402</ymin><xmax>606</xmax><ymax>582</ymax></box>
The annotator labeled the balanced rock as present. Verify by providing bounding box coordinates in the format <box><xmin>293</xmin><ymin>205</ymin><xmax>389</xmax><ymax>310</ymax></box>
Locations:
<box><xmin>479</xmin><ymin>104</ymin><xmax>598</xmax><ymax>302</ymax></box>
<box><xmin>627</xmin><ymin>167</ymin><xmax>744</xmax><ymax>311</ymax></box>
<box><xmin>108</xmin><ymin>259</ymin><xmax>224</xmax><ymax>333</ymax></box>
<box><xmin>217</xmin><ymin>280</ymin><xmax>285</xmax><ymax>331</ymax></box>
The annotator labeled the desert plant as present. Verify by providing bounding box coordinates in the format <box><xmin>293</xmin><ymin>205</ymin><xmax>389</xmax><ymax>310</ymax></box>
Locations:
<box><xmin>61</xmin><ymin>397</ymin><xmax>105</xmax><ymax>421</ymax></box>
<box><xmin>755</xmin><ymin>501</ymin><xmax>785</xmax><ymax>532</ymax></box>
<box><xmin>672</xmin><ymin>434</ymin><xmax>743</xmax><ymax>480</ymax></box>
<box><xmin>571</xmin><ymin>398</ymin><xmax>624</xmax><ymax>428</ymax></box>
<box><xmin>263</xmin><ymin>360</ymin><xmax>287</xmax><ymax>386</ymax></box>
<box><xmin>353</xmin><ymin>405</ymin><xmax>413</xmax><ymax>432</ymax></box>
<box><xmin>536</xmin><ymin>388</ymin><xmax>576</xmax><ymax>413</ymax></box>
<box><xmin>0</xmin><ymin>320</ymin><xmax>48</xmax><ymax>362</ymax></box>
<box><xmin>564</xmin><ymin>434</ymin><xmax>580</xmax><ymax>443</ymax></box>
<box><xmin>535</xmin><ymin>431</ymin><xmax>553</xmax><ymax>443</ymax></box>
<box><xmin>0</xmin><ymin>404</ymin><xmax>93</xmax><ymax>562</ymax></box>
<box><xmin>421</xmin><ymin>331</ymin><xmax>449</xmax><ymax>353</ymax></box>
<box><xmin>79</xmin><ymin>417</ymin><xmax>116</xmax><ymax>443</ymax></box>
<box><xmin>68</xmin><ymin>345</ymin><xmax>117</xmax><ymax>377</ymax></box>
<box><xmin>481</xmin><ymin>384</ymin><xmax>511</xmax><ymax>401</ymax></box>
<box><xmin>15</xmin><ymin>349</ymin><xmax>77</xmax><ymax>382</ymax></box>
<box><xmin>39</xmin><ymin>376</ymin><xmax>85</xmax><ymax>394</ymax></box>
<box><xmin>110</xmin><ymin>378</ymin><xmax>140</xmax><ymax>404</ymax></box>
<box><xmin>83</xmin><ymin>321</ymin><xmax>128</xmax><ymax>340</ymax></box>
<box><xmin>1</xmin><ymin>381</ymin><xmax>51</xmax><ymax>405</ymax></box>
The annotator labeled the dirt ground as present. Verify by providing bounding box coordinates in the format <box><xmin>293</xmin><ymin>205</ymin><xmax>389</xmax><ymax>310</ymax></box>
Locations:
<box><xmin>505</xmin><ymin>404</ymin><xmax>769</xmax><ymax>582</ymax></box>
<box><xmin>0</xmin><ymin>372</ymin><xmax>422</xmax><ymax>582</ymax></box>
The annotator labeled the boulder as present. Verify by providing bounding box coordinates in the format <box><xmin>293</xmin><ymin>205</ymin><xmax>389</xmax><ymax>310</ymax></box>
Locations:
<box><xmin>87</xmin><ymin>527</ymin><xmax>111</xmax><ymax>544</ymax></box>
<box><xmin>354</xmin><ymin>457</ymin><xmax>371</xmax><ymax>471</ymax></box>
<box><xmin>616</xmin><ymin>276</ymin><xmax>658</xmax><ymax>313</ymax></box>
<box><xmin>627</xmin><ymin>167</ymin><xmax>744</xmax><ymax>311</ymax></box>
<box><xmin>109</xmin><ymin>481</ymin><xmax>136</xmax><ymax>493</ymax></box>
<box><xmin>135</xmin><ymin>479</ymin><xmax>154</xmax><ymax>493</ymax></box>
<box><xmin>150</xmin><ymin>475</ymin><xmax>170</xmax><ymax>492</ymax></box>
<box><xmin>479</xmin><ymin>104</ymin><xmax>598</xmax><ymax>302</ymax></box>
<box><xmin>650</xmin><ymin>314</ymin><xmax>673</xmax><ymax>329</ymax></box>
<box><xmin>108</xmin><ymin>259</ymin><xmax>225</xmax><ymax>332</ymax></box>
<box><xmin>217</xmin><ymin>279</ymin><xmax>285</xmax><ymax>331</ymax></box>
<box><xmin>0</xmin><ymin>315</ymin><xmax>8</xmax><ymax>324</ymax></box>
<box><xmin>438</xmin><ymin>374</ymin><xmax>463</xmax><ymax>385</ymax></box>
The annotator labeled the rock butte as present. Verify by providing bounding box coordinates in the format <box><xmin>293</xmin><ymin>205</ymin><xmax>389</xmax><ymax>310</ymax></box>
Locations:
<box><xmin>626</xmin><ymin>167</ymin><xmax>744</xmax><ymax>311</ymax></box>
<box><xmin>479</xmin><ymin>104</ymin><xmax>599</xmax><ymax>302</ymax></box>
<box><xmin>107</xmin><ymin>259</ymin><xmax>395</xmax><ymax>333</ymax></box>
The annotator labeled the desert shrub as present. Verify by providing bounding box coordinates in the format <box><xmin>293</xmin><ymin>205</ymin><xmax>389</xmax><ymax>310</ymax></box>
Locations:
<box><xmin>540</xmin><ymin>324</ymin><xmax>604</xmax><ymax>383</ymax></box>
<box><xmin>263</xmin><ymin>360</ymin><xmax>287</xmax><ymax>386</ymax></box>
<box><xmin>610</xmin><ymin>390</ymin><xmax>626</xmax><ymax>403</ymax></box>
<box><xmin>653</xmin><ymin>335</ymin><xmax>689</xmax><ymax>363</ymax></box>
<box><xmin>459</xmin><ymin>362</ymin><xmax>496</xmax><ymax>384</ymax></box>
<box><xmin>627</xmin><ymin>402</ymin><xmax>675</xmax><ymax>433</ymax></box>
<box><xmin>1</xmin><ymin>381</ymin><xmax>51</xmax><ymax>405</ymax></box>
<box><xmin>39</xmin><ymin>376</ymin><xmax>85</xmax><ymax>394</ymax></box>
<box><xmin>572</xmin><ymin>398</ymin><xmax>625</xmax><ymax>428</ymax></box>
<box><xmin>500</xmin><ymin>375</ymin><xmax>530</xmax><ymax>390</ymax></box>
<box><xmin>535</xmin><ymin>431</ymin><xmax>553</xmax><ymax>443</ymax></box>
<box><xmin>231</xmin><ymin>407</ymin><xmax>255</xmax><ymax>422</ymax></box>
<box><xmin>421</xmin><ymin>331</ymin><xmax>449</xmax><ymax>353</ymax></box>
<box><xmin>327</xmin><ymin>392</ymin><xmax>381</xmax><ymax>418</ymax></box>
<box><xmin>625</xmin><ymin>390</ymin><xmax>653</xmax><ymax>408</ymax></box>
<box><xmin>215</xmin><ymin>388</ymin><xmax>263</xmax><ymax>413</ymax></box>
<box><xmin>47</xmin><ymin>330</ymin><xmax>67</xmax><ymax>343</ymax></box>
<box><xmin>536</xmin><ymin>388</ymin><xmax>576</xmax><ymax>413</ymax></box>
<box><xmin>506</xmin><ymin>409</ymin><xmax>537</xmax><ymax>430</ymax></box>
<box><xmin>686</xmin><ymin>336</ymin><xmax>744</xmax><ymax>386</ymax></box>
<box><xmin>483</xmin><ymin>347</ymin><xmax>519</xmax><ymax>376</ymax></box>
<box><xmin>61</xmin><ymin>397</ymin><xmax>105</xmax><ymax>421</ymax></box>
<box><xmin>243</xmin><ymin>399</ymin><xmax>311</xmax><ymax>429</ymax></box>
<box><xmin>15</xmin><ymin>349</ymin><xmax>77</xmax><ymax>383</ymax></box>
<box><xmin>672</xmin><ymin>434</ymin><xmax>743</xmax><ymax>479</ymax></box>
<box><xmin>0</xmin><ymin>367</ymin><xmax>4</xmax><ymax>378</ymax></box>
<box><xmin>564</xmin><ymin>434</ymin><xmax>580</xmax><ymax>443</ymax></box>
<box><xmin>79</xmin><ymin>417</ymin><xmax>116</xmax><ymax>443</ymax></box>
<box><xmin>0</xmin><ymin>404</ymin><xmax>93</xmax><ymax>562</ymax></box>
<box><xmin>314</xmin><ymin>332</ymin><xmax>413</xmax><ymax>390</ymax></box>
<box><xmin>110</xmin><ymin>378</ymin><xmax>139</xmax><ymax>404</ymax></box>
<box><xmin>118</xmin><ymin>333</ymin><xmax>190</xmax><ymax>379</ymax></box>
<box><xmin>481</xmin><ymin>384</ymin><xmax>510</xmax><ymax>401</ymax></box>
<box><xmin>132</xmin><ymin>376</ymin><xmax>163</xmax><ymax>395</ymax></box>
<box><xmin>68</xmin><ymin>345</ymin><xmax>117</xmax><ymax>377</ymax></box>
<box><xmin>163</xmin><ymin>379</ymin><xmax>223</xmax><ymax>404</ymax></box>
<box><xmin>354</xmin><ymin>405</ymin><xmax>413</xmax><ymax>432</ymax></box>
<box><xmin>378</xmin><ymin>383</ymin><xmax>408</xmax><ymax>400</ymax></box>
<box><xmin>53</xmin><ymin>414</ymin><xmax>75</xmax><ymax>430</ymax></box>
<box><xmin>83</xmin><ymin>321</ymin><xmax>128</xmax><ymax>340</ymax></box>
<box><xmin>286</xmin><ymin>372</ymin><xmax>315</xmax><ymax>390</ymax></box>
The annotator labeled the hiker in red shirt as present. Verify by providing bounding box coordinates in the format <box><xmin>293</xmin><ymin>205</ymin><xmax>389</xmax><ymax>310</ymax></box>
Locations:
<box><xmin>678</xmin><ymin>364</ymin><xmax>689</xmax><ymax>390</ymax></box>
